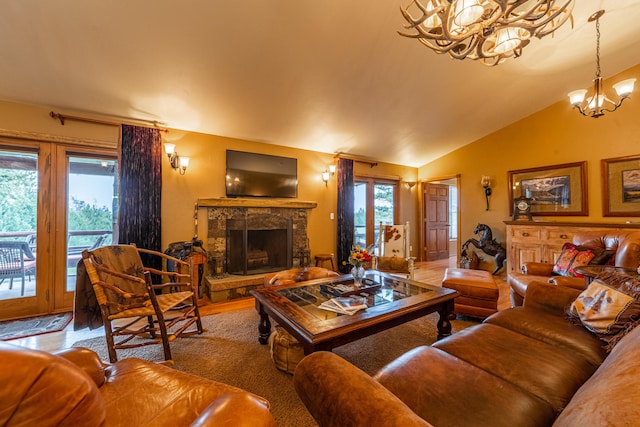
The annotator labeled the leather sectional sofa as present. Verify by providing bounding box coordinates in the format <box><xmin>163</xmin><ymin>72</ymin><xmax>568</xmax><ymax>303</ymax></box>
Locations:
<box><xmin>508</xmin><ymin>230</ymin><xmax>640</xmax><ymax>306</ymax></box>
<box><xmin>0</xmin><ymin>341</ymin><xmax>276</xmax><ymax>426</ymax></box>
<box><xmin>294</xmin><ymin>281</ymin><xmax>640</xmax><ymax>426</ymax></box>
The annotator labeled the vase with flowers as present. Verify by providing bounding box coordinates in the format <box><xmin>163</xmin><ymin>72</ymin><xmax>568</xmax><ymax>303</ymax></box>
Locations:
<box><xmin>346</xmin><ymin>245</ymin><xmax>372</xmax><ymax>287</ymax></box>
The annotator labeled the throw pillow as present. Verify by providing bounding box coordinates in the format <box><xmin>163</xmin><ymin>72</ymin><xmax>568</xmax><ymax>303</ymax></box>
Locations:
<box><xmin>587</xmin><ymin>249</ymin><xmax>615</xmax><ymax>266</ymax></box>
<box><xmin>552</xmin><ymin>243</ymin><xmax>579</xmax><ymax>276</ymax></box>
<box><xmin>568</xmin><ymin>271</ymin><xmax>640</xmax><ymax>351</ymax></box>
<box><xmin>567</xmin><ymin>249</ymin><xmax>596</xmax><ymax>277</ymax></box>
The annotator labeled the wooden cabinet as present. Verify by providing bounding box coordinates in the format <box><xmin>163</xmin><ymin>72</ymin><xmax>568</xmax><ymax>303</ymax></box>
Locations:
<box><xmin>505</xmin><ymin>221</ymin><xmax>640</xmax><ymax>274</ymax></box>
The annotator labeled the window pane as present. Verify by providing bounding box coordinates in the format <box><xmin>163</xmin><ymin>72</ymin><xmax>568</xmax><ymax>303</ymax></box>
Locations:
<box><xmin>0</xmin><ymin>151</ymin><xmax>38</xmax><ymax>299</ymax></box>
<box><xmin>449</xmin><ymin>185</ymin><xmax>458</xmax><ymax>239</ymax></box>
<box><xmin>354</xmin><ymin>182</ymin><xmax>367</xmax><ymax>248</ymax></box>
<box><xmin>374</xmin><ymin>184</ymin><xmax>395</xmax><ymax>226</ymax></box>
<box><xmin>66</xmin><ymin>157</ymin><xmax>118</xmax><ymax>291</ymax></box>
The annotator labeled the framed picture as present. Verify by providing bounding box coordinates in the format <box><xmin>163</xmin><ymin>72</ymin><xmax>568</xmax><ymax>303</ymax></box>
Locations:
<box><xmin>602</xmin><ymin>155</ymin><xmax>640</xmax><ymax>217</ymax></box>
<box><xmin>508</xmin><ymin>161</ymin><xmax>588</xmax><ymax>217</ymax></box>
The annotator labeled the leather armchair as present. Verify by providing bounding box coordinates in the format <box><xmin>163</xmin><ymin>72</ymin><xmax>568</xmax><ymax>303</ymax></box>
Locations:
<box><xmin>0</xmin><ymin>342</ymin><xmax>276</xmax><ymax>427</ymax></box>
<box><xmin>508</xmin><ymin>230</ymin><xmax>640</xmax><ymax>306</ymax></box>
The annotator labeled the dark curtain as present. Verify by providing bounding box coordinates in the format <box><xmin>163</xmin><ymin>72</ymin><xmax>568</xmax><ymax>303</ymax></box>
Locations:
<box><xmin>336</xmin><ymin>158</ymin><xmax>354</xmax><ymax>274</ymax></box>
<box><xmin>119</xmin><ymin>125</ymin><xmax>162</xmax><ymax>270</ymax></box>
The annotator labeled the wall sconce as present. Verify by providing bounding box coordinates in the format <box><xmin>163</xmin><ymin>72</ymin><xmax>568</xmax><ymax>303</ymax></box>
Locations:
<box><xmin>328</xmin><ymin>164</ymin><xmax>336</xmax><ymax>175</ymax></box>
<box><xmin>405</xmin><ymin>181</ymin><xmax>416</xmax><ymax>189</ymax></box>
<box><xmin>164</xmin><ymin>143</ymin><xmax>189</xmax><ymax>175</ymax></box>
<box><xmin>481</xmin><ymin>176</ymin><xmax>492</xmax><ymax>211</ymax></box>
<box><xmin>321</xmin><ymin>170</ymin><xmax>330</xmax><ymax>186</ymax></box>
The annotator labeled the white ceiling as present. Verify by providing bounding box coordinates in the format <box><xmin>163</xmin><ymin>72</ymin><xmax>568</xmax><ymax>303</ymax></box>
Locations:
<box><xmin>1</xmin><ymin>1</ymin><xmax>639</xmax><ymax>167</ymax></box>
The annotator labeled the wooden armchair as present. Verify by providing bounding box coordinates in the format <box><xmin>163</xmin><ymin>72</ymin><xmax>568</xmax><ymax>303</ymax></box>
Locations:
<box><xmin>375</xmin><ymin>222</ymin><xmax>415</xmax><ymax>279</ymax></box>
<box><xmin>81</xmin><ymin>244</ymin><xmax>204</xmax><ymax>363</ymax></box>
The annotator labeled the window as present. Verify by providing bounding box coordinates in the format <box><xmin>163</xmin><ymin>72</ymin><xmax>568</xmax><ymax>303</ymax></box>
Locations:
<box><xmin>449</xmin><ymin>184</ymin><xmax>458</xmax><ymax>239</ymax></box>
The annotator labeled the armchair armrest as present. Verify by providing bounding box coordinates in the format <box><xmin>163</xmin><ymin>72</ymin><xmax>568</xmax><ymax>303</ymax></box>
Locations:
<box><xmin>521</xmin><ymin>262</ymin><xmax>554</xmax><ymax>276</ymax></box>
<box><xmin>294</xmin><ymin>352</ymin><xmax>432</xmax><ymax>427</ymax></box>
<box><xmin>53</xmin><ymin>347</ymin><xmax>106</xmax><ymax>387</ymax></box>
<box><xmin>523</xmin><ymin>282</ymin><xmax>581</xmax><ymax>316</ymax></box>
<box><xmin>190</xmin><ymin>392</ymin><xmax>276</xmax><ymax>427</ymax></box>
<box><xmin>549</xmin><ymin>276</ymin><xmax>586</xmax><ymax>290</ymax></box>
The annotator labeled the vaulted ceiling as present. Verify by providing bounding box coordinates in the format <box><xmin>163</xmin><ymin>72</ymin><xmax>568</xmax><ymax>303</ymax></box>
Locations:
<box><xmin>1</xmin><ymin>1</ymin><xmax>639</xmax><ymax>167</ymax></box>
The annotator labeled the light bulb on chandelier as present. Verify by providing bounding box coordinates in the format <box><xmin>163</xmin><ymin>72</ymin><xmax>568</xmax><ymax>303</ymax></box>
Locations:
<box><xmin>567</xmin><ymin>10</ymin><xmax>635</xmax><ymax>118</ymax></box>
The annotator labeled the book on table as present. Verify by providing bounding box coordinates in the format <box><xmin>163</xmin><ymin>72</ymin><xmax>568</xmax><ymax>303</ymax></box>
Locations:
<box><xmin>318</xmin><ymin>296</ymin><xmax>368</xmax><ymax>315</ymax></box>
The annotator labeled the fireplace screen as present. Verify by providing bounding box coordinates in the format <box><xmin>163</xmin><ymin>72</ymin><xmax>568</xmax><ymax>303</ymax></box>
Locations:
<box><xmin>226</xmin><ymin>215</ymin><xmax>293</xmax><ymax>275</ymax></box>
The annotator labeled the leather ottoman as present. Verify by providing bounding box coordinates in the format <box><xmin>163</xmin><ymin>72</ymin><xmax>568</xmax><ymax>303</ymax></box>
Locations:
<box><xmin>442</xmin><ymin>268</ymin><xmax>498</xmax><ymax>319</ymax></box>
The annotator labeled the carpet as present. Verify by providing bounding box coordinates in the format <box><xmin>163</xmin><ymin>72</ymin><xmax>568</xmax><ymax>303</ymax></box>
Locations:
<box><xmin>73</xmin><ymin>309</ymin><xmax>477</xmax><ymax>427</ymax></box>
<box><xmin>0</xmin><ymin>312</ymin><xmax>73</xmax><ymax>341</ymax></box>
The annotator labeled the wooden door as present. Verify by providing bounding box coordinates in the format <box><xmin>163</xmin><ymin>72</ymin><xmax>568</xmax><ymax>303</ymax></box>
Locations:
<box><xmin>423</xmin><ymin>183</ymin><xmax>449</xmax><ymax>261</ymax></box>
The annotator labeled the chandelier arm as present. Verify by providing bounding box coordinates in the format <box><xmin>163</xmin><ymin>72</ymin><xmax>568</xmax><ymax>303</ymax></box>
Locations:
<box><xmin>572</xmin><ymin>106</ymin><xmax>589</xmax><ymax>117</ymax></box>
<box><xmin>398</xmin><ymin>1</ymin><xmax>444</xmax><ymax>30</ymax></box>
<box><xmin>599</xmin><ymin>98</ymin><xmax>629</xmax><ymax>115</ymax></box>
<box><xmin>500</xmin><ymin>1</ymin><xmax>573</xmax><ymax>29</ymax></box>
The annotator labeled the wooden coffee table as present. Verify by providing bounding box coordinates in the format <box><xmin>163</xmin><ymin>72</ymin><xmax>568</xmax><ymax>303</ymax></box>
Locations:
<box><xmin>250</xmin><ymin>270</ymin><xmax>458</xmax><ymax>355</ymax></box>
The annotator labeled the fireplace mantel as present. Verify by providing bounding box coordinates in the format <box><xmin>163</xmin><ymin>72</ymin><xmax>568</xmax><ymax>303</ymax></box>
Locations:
<box><xmin>198</xmin><ymin>198</ymin><xmax>317</xmax><ymax>209</ymax></box>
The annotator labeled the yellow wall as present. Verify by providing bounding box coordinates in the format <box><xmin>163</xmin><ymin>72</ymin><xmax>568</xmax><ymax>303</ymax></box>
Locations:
<box><xmin>0</xmin><ymin>99</ymin><xmax>418</xmax><ymax>266</ymax></box>
<box><xmin>419</xmin><ymin>64</ymin><xmax>640</xmax><ymax>246</ymax></box>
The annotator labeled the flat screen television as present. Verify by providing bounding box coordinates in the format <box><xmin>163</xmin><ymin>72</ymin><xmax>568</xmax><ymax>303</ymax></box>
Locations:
<box><xmin>225</xmin><ymin>150</ymin><xmax>298</xmax><ymax>198</ymax></box>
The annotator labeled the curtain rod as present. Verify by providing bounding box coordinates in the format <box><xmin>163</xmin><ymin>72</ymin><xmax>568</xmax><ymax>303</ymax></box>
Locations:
<box><xmin>333</xmin><ymin>152</ymin><xmax>378</xmax><ymax>168</ymax></box>
<box><xmin>49</xmin><ymin>111</ymin><xmax>169</xmax><ymax>132</ymax></box>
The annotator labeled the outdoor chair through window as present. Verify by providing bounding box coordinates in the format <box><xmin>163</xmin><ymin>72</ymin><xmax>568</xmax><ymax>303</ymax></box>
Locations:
<box><xmin>375</xmin><ymin>222</ymin><xmax>415</xmax><ymax>279</ymax></box>
<box><xmin>0</xmin><ymin>241</ymin><xmax>36</xmax><ymax>296</ymax></box>
<box><xmin>81</xmin><ymin>244</ymin><xmax>204</xmax><ymax>363</ymax></box>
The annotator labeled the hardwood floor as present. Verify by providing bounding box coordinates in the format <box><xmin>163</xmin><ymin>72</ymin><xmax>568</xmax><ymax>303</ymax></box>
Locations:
<box><xmin>10</xmin><ymin>257</ymin><xmax>509</xmax><ymax>353</ymax></box>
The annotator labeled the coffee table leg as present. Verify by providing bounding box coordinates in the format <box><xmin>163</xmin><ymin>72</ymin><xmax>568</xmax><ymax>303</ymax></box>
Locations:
<box><xmin>436</xmin><ymin>300</ymin><xmax>454</xmax><ymax>340</ymax></box>
<box><xmin>257</xmin><ymin>304</ymin><xmax>272</xmax><ymax>345</ymax></box>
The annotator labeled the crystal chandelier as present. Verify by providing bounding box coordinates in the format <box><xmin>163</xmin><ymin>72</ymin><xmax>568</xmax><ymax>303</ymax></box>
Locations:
<box><xmin>398</xmin><ymin>0</ymin><xmax>575</xmax><ymax>66</ymax></box>
<box><xmin>568</xmin><ymin>10</ymin><xmax>636</xmax><ymax>118</ymax></box>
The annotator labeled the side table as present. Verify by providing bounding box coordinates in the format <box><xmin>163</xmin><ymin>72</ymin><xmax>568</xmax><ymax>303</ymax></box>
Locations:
<box><xmin>573</xmin><ymin>265</ymin><xmax>640</xmax><ymax>287</ymax></box>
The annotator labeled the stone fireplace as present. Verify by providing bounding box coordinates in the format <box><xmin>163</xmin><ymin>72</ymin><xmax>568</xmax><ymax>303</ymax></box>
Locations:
<box><xmin>198</xmin><ymin>198</ymin><xmax>317</xmax><ymax>302</ymax></box>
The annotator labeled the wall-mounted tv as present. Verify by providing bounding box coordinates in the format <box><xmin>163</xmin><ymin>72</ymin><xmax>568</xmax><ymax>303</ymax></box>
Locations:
<box><xmin>226</xmin><ymin>150</ymin><xmax>298</xmax><ymax>198</ymax></box>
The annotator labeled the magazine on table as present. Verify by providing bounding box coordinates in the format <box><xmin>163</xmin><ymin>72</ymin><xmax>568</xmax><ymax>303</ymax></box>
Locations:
<box><xmin>318</xmin><ymin>296</ymin><xmax>368</xmax><ymax>315</ymax></box>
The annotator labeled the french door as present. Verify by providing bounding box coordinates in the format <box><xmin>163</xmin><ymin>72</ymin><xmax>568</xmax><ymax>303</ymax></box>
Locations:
<box><xmin>0</xmin><ymin>139</ymin><xmax>117</xmax><ymax>320</ymax></box>
<box><xmin>354</xmin><ymin>178</ymin><xmax>398</xmax><ymax>252</ymax></box>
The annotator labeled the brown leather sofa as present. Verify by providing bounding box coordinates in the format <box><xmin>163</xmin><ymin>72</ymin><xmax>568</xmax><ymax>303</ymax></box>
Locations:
<box><xmin>508</xmin><ymin>230</ymin><xmax>640</xmax><ymax>306</ymax></box>
<box><xmin>263</xmin><ymin>266</ymin><xmax>340</xmax><ymax>287</ymax></box>
<box><xmin>294</xmin><ymin>282</ymin><xmax>640</xmax><ymax>426</ymax></box>
<box><xmin>0</xmin><ymin>341</ymin><xmax>276</xmax><ymax>427</ymax></box>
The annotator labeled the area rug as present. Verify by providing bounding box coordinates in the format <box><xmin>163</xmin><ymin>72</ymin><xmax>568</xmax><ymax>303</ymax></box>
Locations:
<box><xmin>0</xmin><ymin>312</ymin><xmax>73</xmax><ymax>341</ymax></box>
<box><xmin>73</xmin><ymin>309</ymin><xmax>477</xmax><ymax>427</ymax></box>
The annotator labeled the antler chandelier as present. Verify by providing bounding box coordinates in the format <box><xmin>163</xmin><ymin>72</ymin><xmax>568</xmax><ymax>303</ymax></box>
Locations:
<box><xmin>568</xmin><ymin>10</ymin><xmax>636</xmax><ymax>118</ymax></box>
<box><xmin>398</xmin><ymin>0</ymin><xmax>575</xmax><ymax>66</ymax></box>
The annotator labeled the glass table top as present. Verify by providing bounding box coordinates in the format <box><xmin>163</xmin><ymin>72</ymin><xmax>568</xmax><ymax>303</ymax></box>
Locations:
<box><xmin>275</xmin><ymin>270</ymin><xmax>434</xmax><ymax>320</ymax></box>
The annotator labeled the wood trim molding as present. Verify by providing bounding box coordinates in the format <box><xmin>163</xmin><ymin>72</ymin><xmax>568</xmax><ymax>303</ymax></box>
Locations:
<box><xmin>0</xmin><ymin>128</ymin><xmax>117</xmax><ymax>149</ymax></box>
<box><xmin>503</xmin><ymin>220</ymin><xmax>640</xmax><ymax>229</ymax></box>
<box><xmin>197</xmin><ymin>198</ymin><xmax>317</xmax><ymax>209</ymax></box>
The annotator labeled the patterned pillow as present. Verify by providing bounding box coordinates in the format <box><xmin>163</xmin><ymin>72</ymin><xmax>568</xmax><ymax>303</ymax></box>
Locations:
<box><xmin>567</xmin><ymin>249</ymin><xmax>596</xmax><ymax>277</ymax></box>
<box><xmin>552</xmin><ymin>243</ymin><xmax>579</xmax><ymax>276</ymax></box>
<box><xmin>568</xmin><ymin>271</ymin><xmax>640</xmax><ymax>351</ymax></box>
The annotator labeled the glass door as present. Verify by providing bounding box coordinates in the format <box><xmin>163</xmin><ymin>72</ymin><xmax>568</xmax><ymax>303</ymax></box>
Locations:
<box><xmin>0</xmin><ymin>141</ymin><xmax>118</xmax><ymax>320</ymax></box>
<box><xmin>53</xmin><ymin>148</ymin><xmax>118</xmax><ymax>311</ymax></box>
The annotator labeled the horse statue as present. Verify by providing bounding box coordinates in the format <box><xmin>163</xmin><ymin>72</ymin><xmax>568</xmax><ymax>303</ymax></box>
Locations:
<box><xmin>461</xmin><ymin>223</ymin><xmax>506</xmax><ymax>275</ymax></box>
